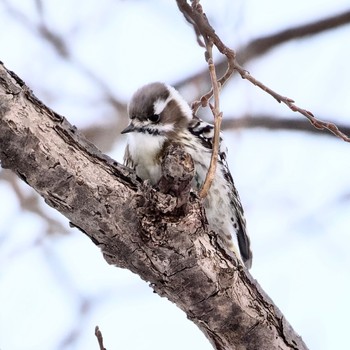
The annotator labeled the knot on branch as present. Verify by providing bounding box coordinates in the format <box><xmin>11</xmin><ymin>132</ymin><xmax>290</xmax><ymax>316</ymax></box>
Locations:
<box><xmin>135</xmin><ymin>143</ymin><xmax>195</xmax><ymax>246</ymax></box>
<box><xmin>158</xmin><ymin>142</ymin><xmax>195</xmax><ymax>214</ymax></box>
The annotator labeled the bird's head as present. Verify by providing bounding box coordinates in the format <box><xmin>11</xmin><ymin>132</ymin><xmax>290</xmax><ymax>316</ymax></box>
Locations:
<box><xmin>121</xmin><ymin>82</ymin><xmax>193</xmax><ymax>136</ymax></box>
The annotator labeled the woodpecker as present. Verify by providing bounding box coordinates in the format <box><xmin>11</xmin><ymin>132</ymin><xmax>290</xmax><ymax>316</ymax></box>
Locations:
<box><xmin>121</xmin><ymin>82</ymin><xmax>252</xmax><ymax>269</ymax></box>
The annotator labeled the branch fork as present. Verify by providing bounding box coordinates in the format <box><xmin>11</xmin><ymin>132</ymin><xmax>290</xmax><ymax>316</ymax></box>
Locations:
<box><xmin>176</xmin><ymin>0</ymin><xmax>350</xmax><ymax>175</ymax></box>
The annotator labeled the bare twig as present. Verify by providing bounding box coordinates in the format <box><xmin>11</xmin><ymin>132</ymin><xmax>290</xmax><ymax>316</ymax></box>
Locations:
<box><xmin>234</xmin><ymin>65</ymin><xmax>350</xmax><ymax>141</ymax></box>
<box><xmin>175</xmin><ymin>9</ymin><xmax>350</xmax><ymax>92</ymax></box>
<box><xmin>178</xmin><ymin>0</ymin><xmax>235</xmax><ymax>113</ymax></box>
<box><xmin>221</xmin><ymin>115</ymin><xmax>350</xmax><ymax>137</ymax></box>
<box><xmin>199</xmin><ymin>44</ymin><xmax>223</xmax><ymax>198</ymax></box>
<box><xmin>95</xmin><ymin>326</ymin><xmax>106</xmax><ymax>350</ymax></box>
<box><xmin>176</xmin><ymin>0</ymin><xmax>350</xmax><ymax>142</ymax></box>
<box><xmin>176</xmin><ymin>1</ymin><xmax>231</xmax><ymax>197</ymax></box>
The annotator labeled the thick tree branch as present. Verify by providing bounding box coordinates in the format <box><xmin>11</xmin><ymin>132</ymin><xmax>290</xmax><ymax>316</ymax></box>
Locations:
<box><xmin>0</xmin><ymin>63</ymin><xmax>308</xmax><ymax>349</ymax></box>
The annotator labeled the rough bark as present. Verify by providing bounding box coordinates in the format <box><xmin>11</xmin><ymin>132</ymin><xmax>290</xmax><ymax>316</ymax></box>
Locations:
<box><xmin>0</xmin><ymin>62</ymin><xmax>308</xmax><ymax>350</ymax></box>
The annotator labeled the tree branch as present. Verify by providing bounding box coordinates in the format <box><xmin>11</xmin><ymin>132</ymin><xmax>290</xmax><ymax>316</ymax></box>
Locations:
<box><xmin>234</xmin><ymin>67</ymin><xmax>350</xmax><ymax>141</ymax></box>
<box><xmin>175</xmin><ymin>8</ymin><xmax>350</xmax><ymax>90</ymax></box>
<box><xmin>95</xmin><ymin>326</ymin><xmax>107</xmax><ymax>350</ymax></box>
<box><xmin>0</xmin><ymin>62</ymin><xmax>308</xmax><ymax>349</ymax></box>
<box><xmin>176</xmin><ymin>0</ymin><xmax>350</xmax><ymax>142</ymax></box>
<box><xmin>198</xmin><ymin>53</ymin><xmax>223</xmax><ymax>199</ymax></box>
<box><xmin>221</xmin><ymin>115</ymin><xmax>350</xmax><ymax>137</ymax></box>
<box><xmin>239</xmin><ymin>9</ymin><xmax>350</xmax><ymax>63</ymax></box>
<box><xmin>197</xmin><ymin>27</ymin><xmax>223</xmax><ymax>198</ymax></box>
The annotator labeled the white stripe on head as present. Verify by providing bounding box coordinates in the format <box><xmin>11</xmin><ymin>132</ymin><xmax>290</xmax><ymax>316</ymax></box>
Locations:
<box><xmin>153</xmin><ymin>95</ymin><xmax>172</xmax><ymax>115</ymax></box>
<box><xmin>166</xmin><ymin>85</ymin><xmax>193</xmax><ymax>122</ymax></box>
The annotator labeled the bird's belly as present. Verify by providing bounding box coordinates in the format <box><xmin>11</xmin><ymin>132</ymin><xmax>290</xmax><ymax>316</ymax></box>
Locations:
<box><xmin>135</xmin><ymin>162</ymin><xmax>161</xmax><ymax>185</ymax></box>
<box><xmin>127</xmin><ymin>132</ymin><xmax>164</xmax><ymax>185</ymax></box>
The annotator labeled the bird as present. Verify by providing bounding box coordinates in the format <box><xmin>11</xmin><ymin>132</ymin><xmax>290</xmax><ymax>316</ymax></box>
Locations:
<box><xmin>121</xmin><ymin>82</ymin><xmax>252</xmax><ymax>269</ymax></box>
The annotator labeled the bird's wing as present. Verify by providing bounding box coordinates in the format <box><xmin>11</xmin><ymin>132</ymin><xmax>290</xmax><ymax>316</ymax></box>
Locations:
<box><xmin>188</xmin><ymin>116</ymin><xmax>252</xmax><ymax>268</ymax></box>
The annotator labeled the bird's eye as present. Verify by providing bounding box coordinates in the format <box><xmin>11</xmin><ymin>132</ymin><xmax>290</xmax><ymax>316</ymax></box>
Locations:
<box><xmin>148</xmin><ymin>114</ymin><xmax>160</xmax><ymax>123</ymax></box>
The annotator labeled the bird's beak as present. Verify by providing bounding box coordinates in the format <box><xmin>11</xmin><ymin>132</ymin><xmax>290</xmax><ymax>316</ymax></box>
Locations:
<box><xmin>121</xmin><ymin>123</ymin><xmax>135</xmax><ymax>134</ymax></box>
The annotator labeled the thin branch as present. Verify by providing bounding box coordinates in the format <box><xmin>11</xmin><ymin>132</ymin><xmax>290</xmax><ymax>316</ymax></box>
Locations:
<box><xmin>175</xmin><ymin>9</ymin><xmax>350</xmax><ymax>90</ymax></box>
<box><xmin>176</xmin><ymin>0</ymin><xmax>350</xmax><ymax>143</ymax></box>
<box><xmin>234</xmin><ymin>66</ymin><xmax>350</xmax><ymax>141</ymax></box>
<box><xmin>199</xmin><ymin>44</ymin><xmax>223</xmax><ymax>198</ymax></box>
<box><xmin>177</xmin><ymin>1</ymin><xmax>232</xmax><ymax>197</ymax></box>
<box><xmin>95</xmin><ymin>326</ymin><xmax>106</xmax><ymax>350</ymax></box>
<box><xmin>180</xmin><ymin>0</ymin><xmax>235</xmax><ymax>113</ymax></box>
<box><xmin>221</xmin><ymin>115</ymin><xmax>350</xmax><ymax>137</ymax></box>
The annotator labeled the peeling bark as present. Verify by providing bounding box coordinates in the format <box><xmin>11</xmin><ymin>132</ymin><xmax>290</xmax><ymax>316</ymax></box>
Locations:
<box><xmin>0</xmin><ymin>62</ymin><xmax>308</xmax><ymax>350</ymax></box>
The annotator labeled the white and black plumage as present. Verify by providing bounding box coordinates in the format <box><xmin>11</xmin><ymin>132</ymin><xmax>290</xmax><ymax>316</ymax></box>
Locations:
<box><xmin>121</xmin><ymin>82</ymin><xmax>252</xmax><ymax>269</ymax></box>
